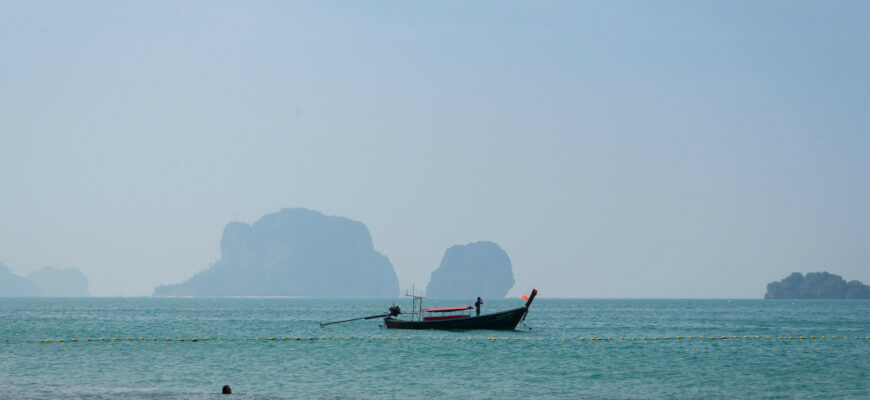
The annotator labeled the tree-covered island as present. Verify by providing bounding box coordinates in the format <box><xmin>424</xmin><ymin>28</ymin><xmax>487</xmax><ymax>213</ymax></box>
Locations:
<box><xmin>765</xmin><ymin>272</ymin><xmax>870</xmax><ymax>299</ymax></box>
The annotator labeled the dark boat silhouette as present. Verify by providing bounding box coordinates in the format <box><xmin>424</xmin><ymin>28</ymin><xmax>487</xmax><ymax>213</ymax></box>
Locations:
<box><xmin>320</xmin><ymin>289</ymin><xmax>538</xmax><ymax>330</ymax></box>
<box><xmin>384</xmin><ymin>303</ymin><xmax>532</xmax><ymax>330</ymax></box>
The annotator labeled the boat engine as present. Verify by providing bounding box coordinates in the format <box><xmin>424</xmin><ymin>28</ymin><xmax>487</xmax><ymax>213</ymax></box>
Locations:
<box><xmin>388</xmin><ymin>305</ymin><xmax>401</xmax><ymax>317</ymax></box>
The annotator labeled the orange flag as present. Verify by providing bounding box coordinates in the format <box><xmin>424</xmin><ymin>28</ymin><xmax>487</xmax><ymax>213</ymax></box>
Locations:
<box><xmin>521</xmin><ymin>295</ymin><xmax>530</xmax><ymax>300</ymax></box>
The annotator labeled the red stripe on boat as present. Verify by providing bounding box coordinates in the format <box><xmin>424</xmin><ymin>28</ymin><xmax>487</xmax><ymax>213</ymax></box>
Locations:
<box><xmin>420</xmin><ymin>306</ymin><xmax>474</xmax><ymax>313</ymax></box>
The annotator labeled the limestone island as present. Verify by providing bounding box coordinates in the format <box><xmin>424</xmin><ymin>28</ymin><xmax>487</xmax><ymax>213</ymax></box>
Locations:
<box><xmin>153</xmin><ymin>208</ymin><xmax>399</xmax><ymax>298</ymax></box>
<box><xmin>0</xmin><ymin>263</ymin><xmax>89</xmax><ymax>297</ymax></box>
<box><xmin>425</xmin><ymin>241</ymin><xmax>515</xmax><ymax>298</ymax></box>
<box><xmin>764</xmin><ymin>272</ymin><xmax>870</xmax><ymax>299</ymax></box>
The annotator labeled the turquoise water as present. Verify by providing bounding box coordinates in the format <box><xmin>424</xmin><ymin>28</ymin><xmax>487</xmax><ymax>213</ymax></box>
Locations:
<box><xmin>1</xmin><ymin>298</ymin><xmax>868</xmax><ymax>399</ymax></box>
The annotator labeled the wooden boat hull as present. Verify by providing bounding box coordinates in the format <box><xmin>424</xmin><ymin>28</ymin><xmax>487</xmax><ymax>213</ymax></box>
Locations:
<box><xmin>384</xmin><ymin>306</ymin><xmax>528</xmax><ymax>330</ymax></box>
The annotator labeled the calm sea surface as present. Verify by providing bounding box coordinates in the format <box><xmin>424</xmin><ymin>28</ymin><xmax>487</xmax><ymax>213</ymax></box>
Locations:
<box><xmin>1</xmin><ymin>298</ymin><xmax>868</xmax><ymax>399</ymax></box>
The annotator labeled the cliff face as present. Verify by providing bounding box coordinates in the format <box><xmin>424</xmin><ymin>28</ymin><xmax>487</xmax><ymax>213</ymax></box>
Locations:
<box><xmin>154</xmin><ymin>208</ymin><xmax>400</xmax><ymax>298</ymax></box>
<box><xmin>425</xmin><ymin>241</ymin><xmax>515</xmax><ymax>299</ymax></box>
<box><xmin>765</xmin><ymin>272</ymin><xmax>870</xmax><ymax>299</ymax></box>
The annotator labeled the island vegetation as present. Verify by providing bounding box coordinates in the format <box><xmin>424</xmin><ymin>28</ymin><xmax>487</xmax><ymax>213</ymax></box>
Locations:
<box><xmin>764</xmin><ymin>272</ymin><xmax>870</xmax><ymax>299</ymax></box>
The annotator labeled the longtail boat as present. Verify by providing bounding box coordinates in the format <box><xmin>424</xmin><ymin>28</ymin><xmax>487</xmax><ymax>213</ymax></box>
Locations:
<box><xmin>320</xmin><ymin>289</ymin><xmax>538</xmax><ymax>331</ymax></box>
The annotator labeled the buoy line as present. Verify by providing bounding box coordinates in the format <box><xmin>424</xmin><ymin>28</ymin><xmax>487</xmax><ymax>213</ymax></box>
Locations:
<box><xmin>4</xmin><ymin>335</ymin><xmax>870</xmax><ymax>343</ymax></box>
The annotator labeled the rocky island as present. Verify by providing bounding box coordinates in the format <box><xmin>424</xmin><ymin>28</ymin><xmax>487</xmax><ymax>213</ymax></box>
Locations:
<box><xmin>764</xmin><ymin>272</ymin><xmax>870</xmax><ymax>299</ymax></box>
<box><xmin>425</xmin><ymin>241</ymin><xmax>515</xmax><ymax>298</ymax></box>
<box><xmin>0</xmin><ymin>263</ymin><xmax>89</xmax><ymax>297</ymax></box>
<box><xmin>153</xmin><ymin>208</ymin><xmax>400</xmax><ymax>298</ymax></box>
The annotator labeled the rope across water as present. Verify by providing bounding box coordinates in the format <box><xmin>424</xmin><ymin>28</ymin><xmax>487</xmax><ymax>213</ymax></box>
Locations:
<box><xmin>5</xmin><ymin>335</ymin><xmax>870</xmax><ymax>343</ymax></box>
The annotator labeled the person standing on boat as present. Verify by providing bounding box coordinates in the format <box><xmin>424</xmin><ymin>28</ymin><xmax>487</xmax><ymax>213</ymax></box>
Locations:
<box><xmin>474</xmin><ymin>297</ymin><xmax>483</xmax><ymax>316</ymax></box>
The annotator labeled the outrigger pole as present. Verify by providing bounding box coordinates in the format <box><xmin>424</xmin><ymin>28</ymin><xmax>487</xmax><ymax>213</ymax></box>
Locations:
<box><xmin>319</xmin><ymin>305</ymin><xmax>402</xmax><ymax>328</ymax></box>
<box><xmin>319</xmin><ymin>313</ymin><xmax>389</xmax><ymax>328</ymax></box>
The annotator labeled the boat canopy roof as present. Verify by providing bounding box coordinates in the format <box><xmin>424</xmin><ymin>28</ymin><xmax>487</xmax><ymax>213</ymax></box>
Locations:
<box><xmin>421</xmin><ymin>306</ymin><xmax>473</xmax><ymax>313</ymax></box>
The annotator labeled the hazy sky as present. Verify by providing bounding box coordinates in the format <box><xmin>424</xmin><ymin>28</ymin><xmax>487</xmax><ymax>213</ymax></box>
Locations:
<box><xmin>2</xmin><ymin>1</ymin><xmax>868</xmax><ymax>298</ymax></box>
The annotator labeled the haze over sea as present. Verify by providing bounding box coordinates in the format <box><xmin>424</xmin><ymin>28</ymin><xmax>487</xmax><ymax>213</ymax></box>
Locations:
<box><xmin>2</xmin><ymin>298</ymin><xmax>868</xmax><ymax>399</ymax></box>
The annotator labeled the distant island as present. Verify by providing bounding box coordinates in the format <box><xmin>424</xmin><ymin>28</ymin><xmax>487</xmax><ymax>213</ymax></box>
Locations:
<box><xmin>0</xmin><ymin>263</ymin><xmax>89</xmax><ymax>297</ymax></box>
<box><xmin>153</xmin><ymin>208</ymin><xmax>400</xmax><ymax>298</ymax></box>
<box><xmin>425</xmin><ymin>241</ymin><xmax>515</xmax><ymax>298</ymax></box>
<box><xmin>765</xmin><ymin>272</ymin><xmax>870</xmax><ymax>299</ymax></box>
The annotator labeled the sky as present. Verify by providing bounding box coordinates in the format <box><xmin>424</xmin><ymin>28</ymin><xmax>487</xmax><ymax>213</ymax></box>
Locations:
<box><xmin>1</xmin><ymin>1</ymin><xmax>869</xmax><ymax>298</ymax></box>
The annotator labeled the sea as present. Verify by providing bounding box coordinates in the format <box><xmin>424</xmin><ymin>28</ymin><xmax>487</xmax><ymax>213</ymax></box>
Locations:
<box><xmin>1</xmin><ymin>298</ymin><xmax>868</xmax><ymax>399</ymax></box>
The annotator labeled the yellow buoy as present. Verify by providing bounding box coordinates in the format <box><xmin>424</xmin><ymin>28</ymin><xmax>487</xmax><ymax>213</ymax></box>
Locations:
<box><xmin>72</xmin><ymin>339</ymin><xmax>78</xmax><ymax>342</ymax></box>
<box><xmin>191</xmin><ymin>338</ymin><xmax>198</xmax><ymax>342</ymax></box>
